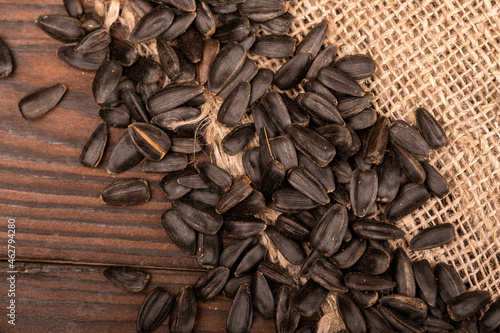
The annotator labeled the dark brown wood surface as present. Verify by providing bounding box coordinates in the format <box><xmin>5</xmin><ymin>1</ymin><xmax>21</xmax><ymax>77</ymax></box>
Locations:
<box><xmin>0</xmin><ymin>1</ymin><xmax>276</xmax><ymax>331</ymax></box>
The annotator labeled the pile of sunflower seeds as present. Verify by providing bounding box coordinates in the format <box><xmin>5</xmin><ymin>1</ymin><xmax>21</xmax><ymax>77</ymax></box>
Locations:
<box><xmin>9</xmin><ymin>0</ymin><xmax>500</xmax><ymax>331</ymax></box>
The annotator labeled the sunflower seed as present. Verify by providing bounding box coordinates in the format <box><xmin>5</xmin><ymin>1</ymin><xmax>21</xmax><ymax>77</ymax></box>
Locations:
<box><xmin>435</xmin><ymin>262</ymin><xmax>467</xmax><ymax>304</ymax></box>
<box><xmin>308</xmin><ymin>257</ymin><xmax>347</xmax><ymax>292</ymax></box>
<box><xmin>275</xmin><ymin>214</ymin><xmax>310</xmax><ymax>242</ymax></box>
<box><xmin>310</xmin><ymin>204</ymin><xmax>348</xmax><ymax>256</ymax></box>
<box><xmin>156</xmin><ymin>39</ymin><xmax>181</xmax><ymax>80</ymax></box>
<box><xmin>80</xmin><ymin>12</ymin><xmax>103</xmax><ymax>32</ymax></box>
<box><xmin>18</xmin><ymin>84</ymin><xmax>67</xmax><ymax>119</ymax></box>
<box><xmin>346</xmin><ymin>107</ymin><xmax>377</xmax><ymax>130</ymax></box>
<box><xmin>293</xmin><ymin>279</ymin><xmax>329</xmax><ymax>317</ymax></box>
<box><xmin>296</xmin><ymin>92</ymin><xmax>344</xmax><ymax>125</ymax></box>
<box><xmin>274</xmin><ymin>52</ymin><xmax>312</xmax><ymax>90</ymax></box>
<box><xmin>377</xmin><ymin>305</ymin><xmax>422</xmax><ymax>333</ymax></box>
<box><xmin>130</xmin><ymin>5</ymin><xmax>174</xmax><ymax>43</ymax></box>
<box><xmin>128</xmin><ymin>123</ymin><xmax>170</xmax><ymax>160</ymax></box>
<box><xmin>239</xmin><ymin>0</ymin><xmax>288</xmax><ymax>22</ymax></box>
<box><xmin>276</xmin><ymin>285</ymin><xmax>300</xmax><ymax>333</ymax></box>
<box><xmin>410</xmin><ymin>223</ymin><xmax>455</xmax><ymax>251</ymax></box>
<box><xmin>479</xmin><ymin>298</ymin><xmax>500</xmax><ymax>330</ymax></box>
<box><xmin>136</xmin><ymin>287</ymin><xmax>174</xmax><ymax>333</ymax></box>
<box><xmin>193</xmin><ymin>161</ymin><xmax>232</xmax><ymax>193</ymax></box>
<box><xmin>150</xmin><ymin>106</ymin><xmax>201</xmax><ymax>132</ymax></box>
<box><xmin>177</xmin><ymin>27</ymin><xmax>204</xmax><ymax>63</ymax></box>
<box><xmin>76</xmin><ymin>28</ymin><xmax>111</xmax><ymax>54</ymax></box>
<box><xmin>362</xmin><ymin>115</ymin><xmax>389</xmax><ymax>165</ymax></box>
<box><xmin>177</xmin><ymin>171</ymin><xmax>210</xmax><ymax>190</ymax></box>
<box><xmin>349</xmin><ymin>289</ymin><xmax>378</xmax><ymax>309</ymax></box>
<box><xmin>318</xmin><ymin>66</ymin><xmax>364</xmax><ymax>97</ymax></box>
<box><xmin>234</xmin><ymin>244</ymin><xmax>266</xmax><ymax>276</ymax></box>
<box><xmin>448</xmin><ymin>291</ymin><xmax>491</xmax><ymax>322</ymax></box>
<box><xmin>350</xmin><ymin>168</ymin><xmax>378</xmax><ymax>217</ymax></box>
<box><xmin>421</xmin><ymin>160</ymin><xmax>449</xmax><ymax>198</ymax></box>
<box><xmin>266</xmin><ymin>227</ymin><xmax>306</xmax><ymax>265</ymax></box>
<box><xmin>216</xmin><ymin>176</ymin><xmax>253</xmax><ymax>213</ymax></box>
<box><xmin>337</xmin><ymin>293</ymin><xmax>367</xmax><ymax>333</ymax></box>
<box><xmin>220</xmin><ymin>236</ymin><xmax>258</xmax><ymax>270</ymax></box>
<box><xmin>287</xmin><ymin>166</ymin><xmax>329</xmax><ymax>205</ymax></box>
<box><xmin>195</xmin><ymin>1</ymin><xmax>216</xmax><ymax>37</ymax></box>
<box><xmin>162</xmin><ymin>0</ymin><xmax>196</xmax><ymax>11</ymax></box>
<box><xmin>259</xmin><ymin>159</ymin><xmax>285</xmax><ymax>199</ymax></box>
<box><xmin>262</xmin><ymin>92</ymin><xmax>291</xmax><ymax>133</ymax></box>
<box><xmin>197</xmin><ymin>39</ymin><xmax>220</xmax><ymax>85</ymax></box>
<box><xmin>251</xmin><ymin>35</ymin><xmax>295</xmax><ymax>59</ymax></box>
<box><xmin>288</xmin><ymin>124</ymin><xmax>336</xmax><ymax>167</ymax></box>
<box><xmin>161</xmin><ymin>209</ymin><xmax>196</xmax><ymax>255</ymax></box>
<box><xmin>360</xmin><ymin>307</ymin><xmax>392</xmax><ymax>333</ymax></box>
<box><xmin>123</xmin><ymin>56</ymin><xmax>163</xmax><ymax>84</ymax></box>
<box><xmin>413</xmin><ymin>259</ymin><xmax>438</xmax><ymax>307</ymax></box>
<box><xmin>302</xmin><ymin>78</ymin><xmax>339</xmax><ymax>107</ymax></box>
<box><xmin>352</xmin><ymin>219</ymin><xmax>405</xmax><ymax>240</ymax></box>
<box><xmin>169</xmin><ymin>286</ymin><xmax>196</xmax><ymax>333</ymax></box>
<box><xmin>227</xmin><ymin>284</ymin><xmax>253</xmax><ymax>333</ymax></box>
<box><xmin>219</xmin><ymin>59</ymin><xmax>259</xmax><ymax>100</ymax></box>
<box><xmin>109</xmin><ymin>38</ymin><xmax>137</xmax><ymax>67</ymax></box>
<box><xmin>57</xmin><ymin>44</ymin><xmax>108</xmax><ymax>71</ymax></box>
<box><xmin>141</xmin><ymin>153</ymin><xmax>187</xmax><ymax>173</ymax></box>
<box><xmin>305</xmin><ymin>43</ymin><xmax>337</xmax><ymax>79</ymax></box>
<box><xmin>272</xmin><ymin>187</ymin><xmax>321</xmax><ymax>212</ymax></box>
<box><xmin>258</xmin><ymin>261</ymin><xmax>295</xmax><ymax>286</ymax></box>
<box><xmin>332</xmin><ymin>238</ymin><xmax>367</xmax><ymax>269</ymax></box>
<box><xmin>242</xmin><ymin>147</ymin><xmax>262</xmax><ymax>188</ymax></box>
<box><xmin>160</xmin><ymin>172</ymin><xmax>191</xmax><ymax>200</ymax></box>
<box><xmin>316</xmin><ymin>124</ymin><xmax>352</xmax><ymax>149</ymax></box>
<box><xmin>106</xmin><ymin>131</ymin><xmax>143</xmax><ymax>174</ymax></box>
<box><xmin>389</xmin><ymin>120</ymin><xmax>430</xmax><ymax>159</ymax></box>
<box><xmin>208</xmin><ymin>42</ymin><xmax>246</xmax><ymax>95</ymax></box>
<box><xmin>334</xmin><ymin>54</ymin><xmax>376</xmax><ymax>80</ymax></box>
<box><xmin>100</xmin><ymin>178</ymin><xmax>150</xmax><ymax>206</ymax></box>
<box><xmin>249</xmin><ymin>69</ymin><xmax>274</xmax><ymax>105</ymax></box>
<box><xmin>224</xmin><ymin>275</ymin><xmax>253</xmax><ymax>298</ymax></box>
<box><xmin>415</xmin><ymin>107</ymin><xmax>447</xmax><ymax>149</ymax></box>
<box><xmin>345</xmin><ymin>272</ymin><xmax>396</xmax><ymax>291</ymax></box>
<box><xmin>172</xmin><ymin>199</ymin><xmax>223</xmax><ymax>234</ymax></box>
<box><xmin>391</xmin><ymin>142</ymin><xmax>426</xmax><ymax>183</ymax></box>
<box><xmin>353</xmin><ymin>247</ymin><xmax>391</xmax><ymax>275</ymax></box>
<box><xmin>381</xmin><ymin>294</ymin><xmax>428</xmax><ymax>321</ymax></box>
<box><xmin>386</xmin><ymin>183</ymin><xmax>430</xmax><ymax>221</ymax></box>
<box><xmin>37</xmin><ymin>14</ymin><xmax>84</xmax><ymax>43</ymax></box>
<box><xmin>193</xmin><ymin>266</ymin><xmax>230</xmax><ymax>302</ymax></box>
<box><xmin>217</xmin><ymin>82</ymin><xmax>251</xmax><ymax>127</ymax></box>
<box><xmin>393</xmin><ymin>247</ymin><xmax>416</xmax><ymax>297</ymax></box>
<box><xmin>99</xmin><ymin>107</ymin><xmax>130</xmax><ymax>127</ymax></box>
<box><xmin>147</xmin><ymin>82</ymin><xmax>204</xmax><ymax>116</ymax></box>
<box><xmin>103</xmin><ymin>266</ymin><xmax>150</xmax><ymax>292</ymax></box>
<box><xmin>222</xmin><ymin>217</ymin><xmax>266</xmax><ymax>240</ymax></box>
<box><xmin>80</xmin><ymin>123</ymin><xmax>108</xmax><ymax>168</ymax></box>
<box><xmin>260</xmin><ymin>12</ymin><xmax>293</xmax><ymax>35</ymax></box>
<box><xmin>337</xmin><ymin>93</ymin><xmax>374</xmax><ymax>118</ymax></box>
<box><xmin>375</xmin><ymin>151</ymin><xmax>403</xmax><ymax>202</ymax></box>
<box><xmin>92</xmin><ymin>60</ymin><xmax>122</xmax><ymax>104</ymax></box>
<box><xmin>213</xmin><ymin>17</ymin><xmax>251</xmax><ymax>43</ymax></box>
<box><xmin>196</xmin><ymin>232</ymin><xmax>221</xmax><ymax>268</ymax></box>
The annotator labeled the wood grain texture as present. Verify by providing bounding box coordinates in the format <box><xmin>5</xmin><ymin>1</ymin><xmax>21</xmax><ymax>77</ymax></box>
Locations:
<box><xmin>0</xmin><ymin>262</ymin><xmax>276</xmax><ymax>332</ymax></box>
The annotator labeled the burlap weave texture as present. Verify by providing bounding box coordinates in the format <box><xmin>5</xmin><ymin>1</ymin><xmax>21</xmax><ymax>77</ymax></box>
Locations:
<box><xmin>95</xmin><ymin>0</ymin><xmax>500</xmax><ymax>331</ymax></box>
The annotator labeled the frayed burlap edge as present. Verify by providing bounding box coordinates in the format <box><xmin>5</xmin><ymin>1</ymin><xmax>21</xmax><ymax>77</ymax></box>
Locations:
<box><xmin>96</xmin><ymin>0</ymin><xmax>500</xmax><ymax>331</ymax></box>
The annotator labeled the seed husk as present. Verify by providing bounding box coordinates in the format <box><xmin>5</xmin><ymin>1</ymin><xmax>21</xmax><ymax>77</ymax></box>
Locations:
<box><xmin>293</xmin><ymin>279</ymin><xmax>329</xmax><ymax>317</ymax></box>
<box><xmin>177</xmin><ymin>27</ymin><xmax>204</xmax><ymax>63</ymax></box>
<box><xmin>0</xmin><ymin>38</ymin><xmax>12</xmax><ymax>78</ymax></box>
<box><xmin>421</xmin><ymin>160</ymin><xmax>449</xmax><ymax>198</ymax></box>
<box><xmin>123</xmin><ymin>56</ymin><xmax>163</xmax><ymax>84</ymax></box>
<box><xmin>350</xmin><ymin>168</ymin><xmax>378</xmax><ymax>218</ymax></box>
<box><xmin>386</xmin><ymin>183</ymin><xmax>430</xmax><ymax>221</ymax></box>
<box><xmin>213</xmin><ymin>17</ymin><xmax>251</xmax><ymax>43</ymax></box>
<box><xmin>234</xmin><ymin>244</ymin><xmax>266</xmax><ymax>276</ymax></box>
<box><xmin>410</xmin><ymin>223</ymin><xmax>455</xmax><ymax>251</ymax></box>
<box><xmin>197</xmin><ymin>39</ymin><xmax>220</xmax><ymax>85</ymax></box>
<box><xmin>76</xmin><ymin>28</ymin><xmax>111</xmax><ymax>54</ymax></box>
<box><xmin>18</xmin><ymin>84</ymin><xmax>67</xmax><ymax>119</ymax></box>
<box><xmin>308</xmin><ymin>257</ymin><xmax>347</xmax><ymax>292</ymax></box>
<box><xmin>287</xmin><ymin>166</ymin><xmax>329</xmax><ymax>205</ymax></box>
<box><xmin>252</xmin><ymin>271</ymin><xmax>275</xmax><ymax>318</ymax></box>
<box><xmin>448</xmin><ymin>291</ymin><xmax>491</xmax><ymax>322</ymax></box>
<box><xmin>193</xmin><ymin>266</ymin><xmax>230</xmax><ymax>302</ymax></box>
<box><xmin>220</xmin><ymin>58</ymin><xmax>259</xmax><ymax>100</ymax></box>
<box><xmin>222</xmin><ymin>217</ymin><xmax>266</xmax><ymax>240</ymax></box>
<box><xmin>107</xmin><ymin>131</ymin><xmax>144</xmax><ymax>174</ymax></box>
<box><xmin>389</xmin><ymin>120</ymin><xmax>431</xmax><ymax>160</ymax></box>
<box><xmin>276</xmin><ymin>285</ymin><xmax>300</xmax><ymax>333</ymax></box>
<box><xmin>345</xmin><ymin>272</ymin><xmax>396</xmax><ymax>291</ymax></box>
<box><xmin>161</xmin><ymin>209</ymin><xmax>197</xmax><ymax>255</ymax></box>
<box><xmin>37</xmin><ymin>14</ymin><xmax>84</xmax><ymax>43</ymax></box>
<box><xmin>101</xmin><ymin>178</ymin><xmax>150</xmax><ymax>206</ymax></box>
<box><xmin>258</xmin><ymin>261</ymin><xmax>295</xmax><ymax>286</ymax></box>
<box><xmin>156</xmin><ymin>39</ymin><xmax>181</xmax><ymax>80</ymax></box>
<box><xmin>337</xmin><ymin>293</ymin><xmax>367</xmax><ymax>333</ymax></box>
<box><xmin>57</xmin><ymin>44</ymin><xmax>108</xmax><ymax>71</ymax></box>
<box><xmin>227</xmin><ymin>284</ymin><xmax>253</xmax><ymax>333</ymax></box>
<box><xmin>318</xmin><ymin>66</ymin><xmax>365</xmax><ymax>97</ymax></box>
<box><xmin>195</xmin><ymin>1</ymin><xmax>216</xmax><ymax>37</ymax></box>
<box><xmin>297</xmin><ymin>92</ymin><xmax>344</xmax><ymax>125</ymax></box>
<box><xmin>288</xmin><ymin>124</ymin><xmax>336</xmax><ymax>167</ymax></box>
<box><xmin>274</xmin><ymin>52</ymin><xmax>312</xmax><ymax>90</ymax></box>
<box><xmin>352</xmin><ymin>219</ymin><xmax>405</xmax><ymax>240</ymax></box>
<box><xmin>310</xmin><ymin>204</ymin><xmax>348</xmax><ymax>256</ymax></box>
<box><xmin>159</xmin><ymin>171</ymin><xmax>191</xmax><ymax>200</ymax></box>
<box><xmin>332</xmin><ymin>238</ymin><xmax>367</xmax><ymax>269</ymax></box>
<box><xmin>306</xmin><ymin>43</ymin><xmax>337</xmax><ymax>79</ymax></box>
<box><xmin>136</xmin><ymin>287</ymin><xmax>174</xmax><ymax>333</ymax></box>
<box><xmin>415</xmin><ymin>107</ymin><xmax>447</xmax><ymax>149</ymax></box>
<box><xmin>220</xmin><ymin>236</ymin><xmax>258</xmax><ymax>270</ymax></box>
<box><xmin>217</xmin><ymin>81</ymin><xmax>251</xmax><ymax>127</ymax></box>
<box><xmin>80</xmin><ymin>123</ymin><xmax>108</xmax><ymax>168</ymax></box>
<box><xmin>337</xmin><ymin>93</ymin><xmax>374</xmax><ymax>118</ymax></box>
<box><xmin>169</xmin><ymin>285</ymin><xmax>196</xmax><ymax>333</ymax></box>
<box><xmin>352</xmin><ymin>247</ymin><xmax>391</xmax><ymax>275</ymax></box>
<box><xmin>109</xmin><ymin>38</ymin><xmax>137</xmax><ymax>67</ymax></box>
<box><xmin>260</xmin><ymin>12</ymin><xmax>293</xmax><ymax>35</ymax></box>
<box><xmin>266</xmin><ymin>226</ymin><xmax>306</xmax><ymax>265</ymax></box>
<box><xmin>281</xmin><ymin>93</ymin><xmax>310</xmax><ymax>127</ymax></box>
<box><xmin>262</xmin><ymin>92</ymin><xmax>291</xmax><ymax>133</ymax></box>
<box><xmin>208</xmin><ymin>42</ymin><xmax>246</xmax><ymax>95</ymax></box>
<box><xmin>479</xmin><ymin>297</ymin><xmax>500</xmax><ymax>330</ymax></box>
<box><xmin>196</xmin><ymin>232</ymin><xmax>221</xmax><ymax>268</ymax></box>
<box><xmin>334</xmin><ymin>54</ymin><xmax>376</xmax><ymax>80</ymax></box>
<box><xmin>391</xmin><ymin>142</ymin><xmax>426</xmax><ymax>183</ymax></box>
<box><xmin>275</xmin><ymin>214</ymin><xmax>310</xmax><ymax>242</ymax></box>
<box><xmin>272</xmin><ymin>187</ymin><xmax>321</xmax><ymax>212</ymax></box>
<box><xmin>103</xmin><ymin>266</ymin><xmax>150</xmax><ymax>292</ymax></box>
<box><xmin>80</xmin><ymin>12</ymin><xmax>103</xmax><ymax>32</ymax></box>
<box><xmin>128</xmin><ymin>123</ymin><xmax>170</xmax><ymax>160</ymax></box>
<box><xmin>172</xmin><ymin>200</ymin><xmax>223</xmax><ymax>235</ymax></box>
<box><xmin>249</xmin><ymin>69</ymin><xmax>274</xmax><ymax>106</ymax></box>
<box><xmin>239</xmin><ymin>0</ymin><xmax>288</xmax><ymax>22</ymax></box>
<box><xmin>92</xmin><ymin>60</ymin><xmax>122</xmax><ymax>104</ymax></box>
<box><xmin>130</xmin><ymin>5</ymin><xmax>174</xmax><ymax>43</ymax></box>
<box><xmin>251</xmin><ymin>35</ymin><xmax>296</xmax><ymax>59</ymax></box>
<box><xmin>413</xmin><ymin>259</ymin><xmax>438</xmax><ymax>307</ymax></box>
<box><xmin>147</xmin><ymin>82</ymin><xmax>204</xmax><ymax>116</ymax></box>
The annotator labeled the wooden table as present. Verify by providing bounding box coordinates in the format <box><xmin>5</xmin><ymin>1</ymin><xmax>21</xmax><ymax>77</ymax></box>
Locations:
<box><xmin>0</xmin><ymin>1</ymin><xmax>276</xmax><ymax>331</ymax></box>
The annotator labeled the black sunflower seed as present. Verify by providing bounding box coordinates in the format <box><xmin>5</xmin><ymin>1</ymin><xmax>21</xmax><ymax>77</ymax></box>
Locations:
<box><xmin>332</xmin><ymin>237</ymin><xmax>367</xmax><ymax>269</ymax></box>
<box><xmin>274</xmin><ymin>52</ymin><xmax>312</xmax><ymax>90</ymax></box>
<box><xmin>227</xmin><ymin>284</ymin><xmax>253</xmax><ymax>333</ymax></box>
<box><xmin>308</xmin><ymin>257</ymin><xmax>347</xmax><ymax>292</ymax></box>
<box><xmin>352</xmin><ymin>219</ymin><xmax>405</xmax><ymax>240</ymax></box>
<box><xmin>123</xmin><ymin>57</ymin><xmax>163</xmax><ymax>84</ymax></box>
<box><xmin>234</xmin><ymin>244</ymin><xmax>266</xmax><ymax>276</ymax></box>
<box><xmin>393</xmin><ymin>247</ymin><xmax>416</xmax><ymax>297</ymax></box>
<box><xmin>275</xmin><ymin>214</ymin><xmax>310</xmax><ymax>242</ymax></box>
<box><xmin>310</xmin><ymin>204</ymin><xmax>348</xmax><ymax>256</ymax></box>
<box><xmin>161</xmin><ymin>209</ymin><xmax>197</xmax><ymax>255</ymax></box>
<box><xmin>76</xmin><ymin>28</ymin><xmax>111</xmax><ymax>54</ymax></box>
<box><xmin>172</xmin><ymin>200</ymin><xmax>223</xmax><ymax>235</ymax></box>
<box><xmin>239</xmin><ymin>0</ymin><xmax>288</xmax><ymax>22</ymax></box>
<box><xmin>217</xmin><ymin>81</ymin><xmax>251</xmax><ymax>127</ymax></box>
<box><xmin>169</xmin><ymin>285</ymin><xmax>197</xmax><ymax>333</ymax></box>
<box><xmin>334</xmin><ymin>54</ymin><xmax>376</xmax><ymax>80</ymax></box>
<box><xmin>147</xmin><ymin>82</ymin><xmax>204</xmax><ymax>116</ymax></box>
<box><xmin>413</xmin><ymin>259</ymin><xmax>438</xmax><ymax>307</ymax></box>
<box><xmin>177</xmin><ymin>27</ymin><xmax>204</xmax><ymax>63</ymax></box>
<box><xmin>350</xmin><ymin>168</ymin><xmax>378</xmax><ymax>218</ymax></box>
<box><xmin>80</xmin><ymin>123</ymin><xmax>108</xmax><ymax>168</ymax></box>
<box><xmin>159</xmin><ymin>172</ymin><xmax>191</xmax><ymax>200</ymax></box>
<box><xmin>80</xmin><ymin>12</ymin><xmax>103</xmax><ymax>32</ymax></box>
<box><xmin>266</xmin><ymin>227</ymin><xmax>306</xmax><ymax>265</ymax></box>
<box><xmin>421</xmin><ymin>160</ymin><xmax>449</xmax><ymax>198</ymax></box>
<box><xmin>220</xmin><ymin>236</ymin><xmax>258</xmax><ymax>270</ymax></box>
<box><xmin>287</xmin><ymin>166</ymin><xmax>329</xmax><ymax>205</ymax></box>
<box><xmin>415</xmin><ymin>107</ymin><xmax>447</xmax><ymax>149</ymax></box>
<box><xmin>386</xmin><ymin>183</ymin><xmax>430</xmax><ymax>221</ymax></box>
<box><xmin>92</xmin><ymin>60</ymin><xmax>122</xmax><ymax>104</ymax></box>
<box><xmin>106</xmin><ymin>131</ymin><xmax>144</xmax><ymax>174</ymax></box>
<box><xmin>222</xmin><ymin>217</ymin><xmax>266</xmax><ymax>240</ymax></box>
<box><xmin>213</xmin><ymin>17</ymin><xmax>251</xmax><ymax>43</ymax></box>
<box><xmin>99</xmin><ymin>107</ymin><xmax>130</xmax><ymax>128</ymax></box>
<box><xmin>288</xmin><ymin>124</ymin><xmax>336</xmax><ymax>167</ymax></box>
<box><xmin>260</xmin><ymin>12</ymin><xmax>293</xmax><ymax>35</ymax></box>
<box><xmin>306</xmin><ymin>43</ymin><xmax>337</xmax><ymax>79</ymax></box>
<box><xmin>136</xmin><ymin>287</ymin><xmax>174</xmax><ymax>333</ymax></box>
<box><xmin>193</xmin><ymin>266</ymin><xmax>230</xmax><ymax>302</ymax></box>
<box><xmin>128</xmin><ymin>123</ymin><xmax>170</xmax><ymax>160</ymax></box>
<box><xmin>410</xmin><ymin>223</ymin><xmax>455</xmax><ymax>251</ymax></box>
<box><xmin>103</xmin><ymin>266</ymin><xmax>150</xmax><ymax>292</ymax></box>
<box><xmin>207</xmin><ymin>42</ymin><xmax>246</xmax><ymax>95</ymax></box>
<box><xmin>352</xmin><ymin>247</ymin><xmax>391</xmax><ymax>275</ymax></box>
<box><xmin>389</xmin><ymin>120</ymin><xmax>431</xmax><ymax>160</ymax></box>
<box><xmin>57</xmin><ymin>44</ymin><xmax>108</xmax><ymax>71</ymax></box>
<box><xmin>296</xmin><ymin>92</ymin><xmax>344</xmax><ymax>125</ymax></box>
<box><xmin>251</xmin><ymin>35</ymin><xmax>295</xmax><ymax>59</ymax></box>
<box><xmin>363</xmin><ymin>115</ymin><xmax>389</xmax><ymax>165</ymax></box>
<box><xmin>337</xmin><ymin>293</ymin><xmax>367</xmax><ymax>333</ymax></box>
<box><xmin>448</xmin><ymin>291</ymin><xmax>491</xmax><ymax>322</ymax></box>
<box><xmin>197</xmin><ymin>233</ymin><xmax>221</xmax><ymax>268</ymax></box>
<box><xmin>249</xmin><ymin>69</ymin><xmax>274</xmax><ymax>106</ymax></box>
<box><xmin>130</xmin><ymin>5</ymin><xmax>174</xmax><ymax>43</ymax></box>
<box><xmin>262</xmin><ymin>92</ymin><xmax>291</xmax><ymax>133</ymax></box>
<box><xmin>317</xmin><ymin>66</ymin><xmax>365</xmax><ymax>97</ymax></box>
<box><xmin>37</xmin><ymin>14</ymin><xmax>84</xmax><ymax>43</ymax></box>
<box><xmin>224</xmin><ymin>275</ymin><xmax>253</xmax><ymax>299</ymax></box>
<box><xmin>101</xmin><ymin>178</ymin><xmax>150</xmax><ymax>206</ymax></box>
<box><xmin>293</xmin><ymin>280</ymin><xmax>329</xmax><ymax>317</ymax></box>
<box><xmin>159</xmin><ymin>11</ymin><xmax>196</xmax><ymax>41</ymax></box>
<box><xmin>391</xmin><ymin>142</ymin><xmax>426</xmax><ymax>183</ymax></box>
<box><xmin>18</xmin><ymin>84</ymin><xmax>67</xmax><ymax>119</ymax></box>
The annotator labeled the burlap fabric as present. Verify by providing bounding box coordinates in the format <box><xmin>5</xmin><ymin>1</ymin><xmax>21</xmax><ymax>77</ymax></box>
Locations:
<box><xmin>95</xmin><ymin>0</ymin><xmax>500</xmax><ymax>331</ymax></box>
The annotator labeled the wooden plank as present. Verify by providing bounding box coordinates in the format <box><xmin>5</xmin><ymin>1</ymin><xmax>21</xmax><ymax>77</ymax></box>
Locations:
<box><xmin>0</xmin><ymin>0</ymin><xmax>212</xmax><ymax>269</ymax></box>
<box><xmin>0</xmin><ymin>261</ymin><xmax>276</xmax><ymax>332</ymax></box>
